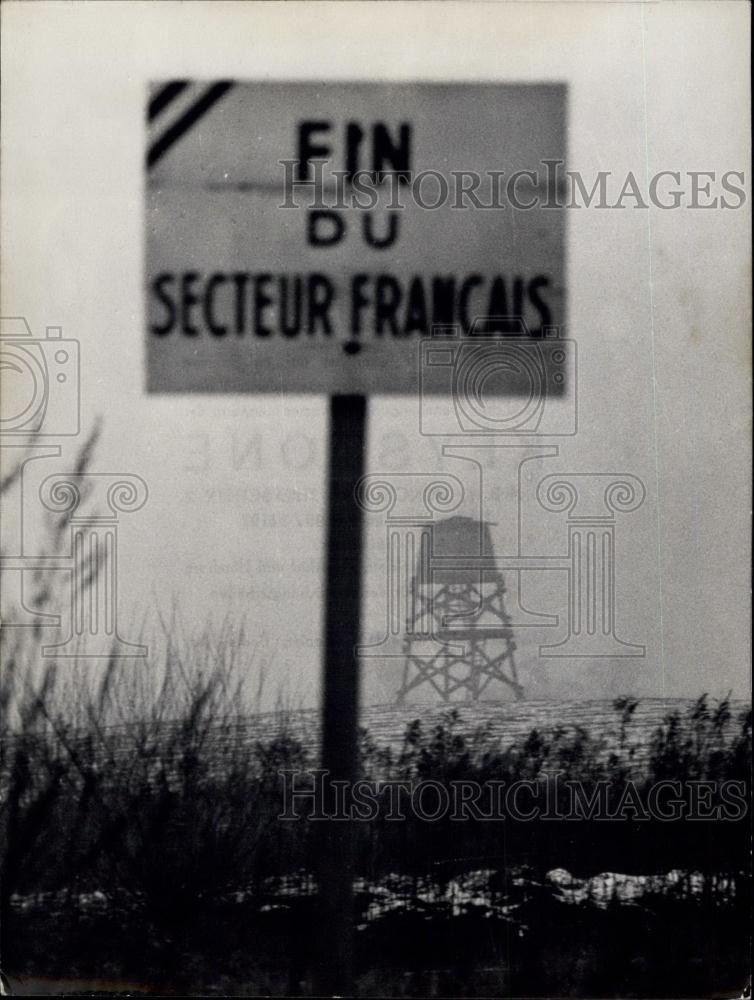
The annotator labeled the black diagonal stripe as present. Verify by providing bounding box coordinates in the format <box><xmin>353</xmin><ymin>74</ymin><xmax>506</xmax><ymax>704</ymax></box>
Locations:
<box><xmin>147</xmin><ymin>81</ymin><xmax>234</xmax><ymax>170</ymax></box>
<box><xmin>148</xmin><ymin>80</ymin><xmax>190</xmax><ymax>122</ymax></box>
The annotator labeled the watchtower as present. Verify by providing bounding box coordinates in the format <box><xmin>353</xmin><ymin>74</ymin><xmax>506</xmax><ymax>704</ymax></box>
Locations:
<box><xmin>398</xmin><ymin>515</ymin><xmax>523</xmax><ymax>703</ymax></box>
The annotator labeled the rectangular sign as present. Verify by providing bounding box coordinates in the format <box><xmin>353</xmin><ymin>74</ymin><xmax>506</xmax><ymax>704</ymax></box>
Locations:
<box><xmin>146</xmin><ymin>82</ymin><xmax>566</xmax><ymax>394</ymax></box>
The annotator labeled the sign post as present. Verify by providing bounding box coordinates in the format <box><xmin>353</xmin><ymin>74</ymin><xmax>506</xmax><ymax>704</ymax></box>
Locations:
<box><xmin>146</xmin><ymin>79</ymin><xmax>566</xmax><ymax>995</ymax></box>
<box><xmin>315</xmin><ymin>394</ymin><xmax>367</xmax><ymax>996</ymax></box>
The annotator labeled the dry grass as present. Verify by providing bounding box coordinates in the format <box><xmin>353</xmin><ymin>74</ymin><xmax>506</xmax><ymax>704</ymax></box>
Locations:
<box><xmin>1</xmin><ymin>435</ymin><xmax>750</xmax><ymax>996</ymax></box>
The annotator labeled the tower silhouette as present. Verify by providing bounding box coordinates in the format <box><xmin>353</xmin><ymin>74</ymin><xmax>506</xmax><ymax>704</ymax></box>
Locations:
<box><xmin>398</xmin><ymin>516</ymin><xmax>523</xmax><ymax>703</ymax></box>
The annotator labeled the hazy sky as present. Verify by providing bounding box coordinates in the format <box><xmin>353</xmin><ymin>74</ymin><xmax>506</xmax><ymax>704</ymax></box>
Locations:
<box><xmin>2</xmin><ymin>2</ymin><xmax>750</xmax><ymax>708</ymax></box>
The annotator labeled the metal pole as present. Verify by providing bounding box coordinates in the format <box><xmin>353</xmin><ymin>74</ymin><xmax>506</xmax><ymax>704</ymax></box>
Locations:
<box><xmin>315</xmin><ymin>394</ymin><xmax>367</xmax><ymax>995</ymax></box>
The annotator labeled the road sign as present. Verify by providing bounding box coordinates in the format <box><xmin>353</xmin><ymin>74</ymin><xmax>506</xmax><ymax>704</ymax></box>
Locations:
<box><xmin>145</xmin><ymin>79</ymin><xmax>566</xmax><ymax>996</ymax></box>
<box><xmin>146</xmin><ymin>81</ymin><xmax>565</xmax><ymax>393</ymax></box>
